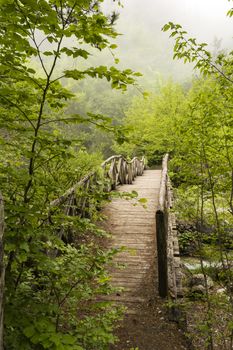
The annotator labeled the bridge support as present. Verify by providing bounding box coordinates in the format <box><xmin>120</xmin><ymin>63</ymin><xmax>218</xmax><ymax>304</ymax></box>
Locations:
<box><xmin>156</xmin><ymin>209</ymin><xmax>168</xmax><ymax>298</ymax></box>
<box><xmin>156</xmin><ymin>154</ymin><xmax>183</xmax><ymax>299</ymax></box>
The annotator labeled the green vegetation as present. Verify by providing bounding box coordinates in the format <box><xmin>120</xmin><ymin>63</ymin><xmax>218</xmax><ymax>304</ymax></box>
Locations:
<box><xmin>0</xmin><ymin>0</ymin><xmax>233</xmax><ymax>349</ymax></box>
<box><xmin>112</xmin><ymin>3</ymin><xmax>233</xmax><ymax>349</ymax></box>
<box><xmin>113</xmin><ymin>82</ymin><xmax>188</xmax><ymax>164</ymax></box>
<box><xmin>0</xmin><ymin>0</ymin><xmax>140</xmax><ymax>349</ymax></box>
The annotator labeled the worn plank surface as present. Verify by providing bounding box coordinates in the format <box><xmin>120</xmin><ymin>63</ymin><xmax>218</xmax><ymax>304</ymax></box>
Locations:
<box><xmin>103</xmin><ymin>170</ymin><xmax>161</xmax><ymax>305</ymax></box>
<box><xmin>101</xmin><ymin>170</ymin><xmax>188</xmax><ymax>350</ymax></box>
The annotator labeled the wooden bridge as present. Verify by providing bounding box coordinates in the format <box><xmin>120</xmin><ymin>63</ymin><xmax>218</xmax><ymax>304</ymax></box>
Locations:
<box><xmin>51</xmin><ymin>155</ymin><xmax>185</xmax><ymax>349</ymax></box>
<box><xmin>102</xmin><ymin>167</ymin><xmax>160</xmax><ymax>307</ymax></box>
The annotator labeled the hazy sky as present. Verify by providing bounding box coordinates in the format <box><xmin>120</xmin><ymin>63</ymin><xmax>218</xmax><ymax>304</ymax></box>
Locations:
<box><xmin>113</xmin><ymin>0</ymin><xmax>232</xmax><ymax>42</ymax></box>
<box><xmin>102</xmin><ymin>0</ymin><xmax>232</xmax><ymax>83</ymax></box>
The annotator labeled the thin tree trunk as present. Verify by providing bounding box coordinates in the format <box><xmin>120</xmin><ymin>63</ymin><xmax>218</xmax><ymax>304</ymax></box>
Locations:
<box><xmin>0</xmin><ymin>193</ymin><xmax>5</xmax><ymax>350</ymax></box>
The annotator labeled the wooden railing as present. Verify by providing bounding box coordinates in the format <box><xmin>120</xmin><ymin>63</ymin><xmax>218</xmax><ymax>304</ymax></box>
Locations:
<box><xmin>50</xmin><ymin>155</ymin><xmax>146</xmax><ymax>220</ymax></box>
<box><xmin>102</xmin><ymin>155</ymin><xmax>145</xmax><ymax>190</ymax></box>
<box><xmin>156</xmin><ymin>154</ymin><xmax>182</xmax><ymax>298</ymax></box>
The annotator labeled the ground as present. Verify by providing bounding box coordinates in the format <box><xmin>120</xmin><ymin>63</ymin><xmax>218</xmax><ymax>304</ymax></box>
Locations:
<box><xmin>111</xmin><ymin>296</ymin><xmax>189</xmax><ymax>350</ymax></box>
<box><xmin>100</xmin><ymin>170</ymin><xmax>190</xmax><ymax>350</ymax></box>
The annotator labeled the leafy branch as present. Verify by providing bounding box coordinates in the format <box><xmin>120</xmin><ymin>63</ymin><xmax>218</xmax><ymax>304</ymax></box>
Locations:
<box><xmin>162</xmin><ymin>22</ymin><xmax>233</xmax><ymax>83</ymax></box>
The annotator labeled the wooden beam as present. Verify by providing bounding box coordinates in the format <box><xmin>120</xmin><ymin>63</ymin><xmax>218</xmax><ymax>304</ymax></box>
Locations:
<box><xmin>156</xmin><ymin>209</ymin><xmax>168</xmax><ymax>298</ymax></box>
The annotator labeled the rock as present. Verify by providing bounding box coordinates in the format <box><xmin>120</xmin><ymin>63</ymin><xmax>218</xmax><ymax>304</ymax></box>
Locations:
<box><xmin>181</xmin><ymin>262</ymin><xmax>193</xmax><ymax>277</ymax></box>
<box><xmin>216</xmin><ymin>288</ymin><xmax>226</xmax><ymax>294</ymax></box>
<box><xmin>167</xmin><ymin>304</ymin><xmax>187</xmax><ymax>329</ymax></box>
<box><xmin>191</xmin><ymin>284</ymin><xmax>206</xmax><ymax>294</ymax></box>
<box><xmin>189</xmin><ymin>273</ymin><xmax>214</xmax><ymax>289</ymax></box>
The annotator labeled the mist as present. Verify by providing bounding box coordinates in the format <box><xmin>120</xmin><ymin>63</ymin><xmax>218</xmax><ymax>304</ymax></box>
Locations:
<box><xmin>101</xmin><ymin>0</ymin><xmax>232</xmax><ymax>85</ymax></box>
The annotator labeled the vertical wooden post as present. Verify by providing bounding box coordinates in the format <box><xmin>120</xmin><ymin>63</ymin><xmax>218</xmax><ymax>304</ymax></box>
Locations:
<box><xmin>0</xmin><ymin>193</ymin><xmax>5</xmax><ymax>350</ymax></box>
<box><xmin>156</xmin><ymin>154</ymin><xmax>169</xmax><ymax>298</ymax></box>
<box><xmin>156</xmin><ymin>209</ymin><xmax>168</xmax><ymax>297</ymax></box>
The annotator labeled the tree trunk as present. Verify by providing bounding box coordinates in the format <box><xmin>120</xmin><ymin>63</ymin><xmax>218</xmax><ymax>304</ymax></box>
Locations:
<box><xmin>0</xmin><ymin>193</ymin><xmax>5</xmax><ymax>350</ymax></box>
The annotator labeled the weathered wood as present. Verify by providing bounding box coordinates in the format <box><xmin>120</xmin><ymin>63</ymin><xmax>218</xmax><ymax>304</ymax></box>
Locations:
<box><xmin>156</xmin><ymin>154</ymin><xmax>169</xmax><ymax>298</ymax></box>
<box><xmin>0</xmin><ymin>193</ymin><xmax>5</xmax><ymax>350</ymax></box>
<box><xmin>50</xmin><ymin>171</ymin><xmax>95</xmax><ymax>208</ymax></box>
<box><xmin>158</xmin><ymin>153</ymin><xmax>169</xmax><ymax>211</ymax></box>
<box><xmin>102</xmin><ymin>170</ymin><xmax>161</xmax><ymax>311</ymax></box>
<box><xmin>156</xmin><ymin>210</ymin><xmax>168</xmax><ymax>298</ymax></box>
<box><xmin>50</xmin><ymin>155</ymin><xmax>146</xmax><ymax>220</ymax></box>
<box><xmin>156</xmin><ymin>154</ymin><xmax>182</xmax><ymax>299</ymax></box>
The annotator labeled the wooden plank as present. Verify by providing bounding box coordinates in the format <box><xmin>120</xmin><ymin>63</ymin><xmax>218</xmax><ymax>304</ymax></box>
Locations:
<box><xmin>109</xmin><ymin>262</ymin><xmax>152</xmax><ymax>268</ymax></box>
<box><xmin>103</xmin><ymin>169</ymin><xmax>161</xmax><ymax>309</ymax></box>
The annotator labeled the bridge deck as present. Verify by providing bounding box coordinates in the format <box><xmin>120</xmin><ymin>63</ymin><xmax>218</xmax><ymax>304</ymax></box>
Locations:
<box><xmin>102</xmin><ymin>169</ymin><xmax>188</xmax><ymax>350</ymax></box>
<box><xmin>103</xmin><ymin>169</ymin><xmax>161</xmax><ymax>304</ymax></box>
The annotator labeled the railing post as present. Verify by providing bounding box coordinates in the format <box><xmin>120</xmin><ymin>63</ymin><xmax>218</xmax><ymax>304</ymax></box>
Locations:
<box><xmin>156</xmin><ymin>154</ymin><xmax>169</xmax><ymax>298</ymax></box>
<box><xmin>156</xmin><ymin>209</ymin><xmax>168</xmax><ymax>298</ymax></box>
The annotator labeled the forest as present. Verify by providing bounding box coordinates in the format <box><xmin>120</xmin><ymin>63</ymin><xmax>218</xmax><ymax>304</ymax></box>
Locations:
<box><xmin>0</xmin><ymin>0</ymin><xmax>233</xmax><ymax>349</ymax></box>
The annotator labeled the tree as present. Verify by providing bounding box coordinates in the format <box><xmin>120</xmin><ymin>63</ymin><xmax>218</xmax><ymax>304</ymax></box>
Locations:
<box><xmin>113</xmin><ymin>82</ymin><xmax>187</xmax><ymax>164</ymax></box>
<box><xmin>161</xmin><ymin>5</ymin><xmax>233</xmax><ymax>348</ymax></box>
<box><xmin>0</xmin><ymin>1</ymin><xmax>140</xmax><ymax>348</ymax></box>
<box><xmin>0</xmin><ymin>193</ymin><xmax>4</xmax><ymax>350</ymax></box>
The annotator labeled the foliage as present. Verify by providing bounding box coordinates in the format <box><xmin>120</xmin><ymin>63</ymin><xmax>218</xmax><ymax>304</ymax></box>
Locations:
<box><xmin>0</xmin><ymin>0</ymin><xmax>141</xmax><ymax>348</ymax></box>
<box><xmin>178</xmin><ymin>231</ymin><xmax>197</xmax><ymax>256</ymax></box>
<box><xmin>161</xmin><ymin>5</ymin><xmax>233</xmax><ymax>348</ymax></box>
<box><xmin>5</xmin><ymin>243</ymin><xmax>121</xmax><ymax>350</ymax></box>
<box><xmin>113</xmin><ymin>82</ymin><xmax>188</xmax><ymax>165</ymax></box>
<box><xmin>162</xmin><ymin>22</ymin><xmax>233</xmax><ymax>83</ymax></box>
<box><xmin>60</xmin><ymin>79</ymin><xmax>136</xmax><ymax>157</ymax></box>
<box><xmin>114</xmin><ymin>3</ymin><xmax>233</xmax><ymax>347</ymax></box>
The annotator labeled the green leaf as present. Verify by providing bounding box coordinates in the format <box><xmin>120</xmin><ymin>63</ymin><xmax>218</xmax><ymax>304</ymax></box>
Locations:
<box><xmin>43</xmin><ymin>51</ymin><xmax>53</xmax><ymax>56</ymax></box>
<box><xmin>62</xmin><ymin>334</ymin><xmax>77</xmax><ymax>345</ymax></box>
<box><xmin>138</xmin><ymin>198</ymin><xmax>147</xmax><ymax>204</ymax></box>
<box><xmin>27</xmin><ymin>68</ymin><xmax>36</xmax><ymax>74</ymax></box>
<box><xmin>110</xmin><ymin>44</ymin><xmax>117</xmax><ymax>49</ymax></box>
<box><xmin>20</xmin><ymin>242</ymin><xmax>29</xmax><ymax>252</ymax></box>
<box><xmin>23</xmin><ymin>325</ymin><xmax>36</xmax><ymax>338</ymax></box>
<box><xmin>170</xmin><ymin>31</ymin><xmax>177</xmax><ymax>37</ymax></box>
<box><xmin>162</xmin><ymin>23</ymin><xmax>170</xmax><ymax>32</ymax></box>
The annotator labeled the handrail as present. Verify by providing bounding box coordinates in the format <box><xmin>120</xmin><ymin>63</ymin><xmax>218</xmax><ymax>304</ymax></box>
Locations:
<box><xmin>50</xmin><ymin>171</ymin><xmax>96</xmax><ymax>208</ymax></box>
<box><xmin>156</xmin><ymin>154</ymin><xmax>182</xmax><ymax>299</ymax></box>
<box><xmin>50</xmin><ymin>155</ymin><xmax>146</xmax><ymax>216</ymax></box>
<box><xmin>101</xmin><ymin>155</ymin><xmax>145</xmax><ymax>190</ymax></box>
<box><xmin>157</xmin><ymin>153</ymin><xmax>169</xmax><ymax>211</ymax></box>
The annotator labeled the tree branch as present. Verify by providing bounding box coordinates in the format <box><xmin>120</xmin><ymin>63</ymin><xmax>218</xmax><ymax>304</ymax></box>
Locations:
<box><xmin>1</xmin><ymin>95</ymin><xmax>36</xmax><ymax>130</ymax></box>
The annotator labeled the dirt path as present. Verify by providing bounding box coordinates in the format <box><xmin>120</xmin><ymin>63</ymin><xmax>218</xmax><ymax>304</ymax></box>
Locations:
<box><xmin>112</xmin><ymin>297</ymin><xmax>188</xmax><ymax>350</ymax></box>
<box><xmin>102</xmin><ymin>170</ymin><xmax>189</xmax><ymax>350</ymax></box>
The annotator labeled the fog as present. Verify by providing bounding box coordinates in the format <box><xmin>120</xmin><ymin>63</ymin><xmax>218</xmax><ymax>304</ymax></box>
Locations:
<box><xmin>101</xmin><ymin>0</ymin><xmax>232</xmax><ymax>84</ymax></box>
